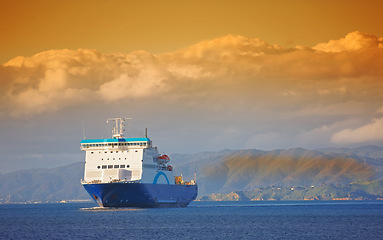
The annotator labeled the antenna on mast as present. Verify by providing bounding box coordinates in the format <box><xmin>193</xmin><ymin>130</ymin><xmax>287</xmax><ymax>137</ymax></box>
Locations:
<box><xmin>82</xmin><ymin>120</ymin><xmax>86</xmax><ymax>139</ymax></box>
<box><xmin>107</xmin><ymin>117</ymin><xmax>132</xmax><ymax>139</ymax></box>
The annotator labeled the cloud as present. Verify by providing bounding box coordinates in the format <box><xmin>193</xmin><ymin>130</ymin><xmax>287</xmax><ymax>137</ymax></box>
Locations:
<box><xmin>11</xmin><ymin>86</ymin><xmax>91</xmax><ymax>117</ymax></box>
<box><xmin>377</xmin><ymin>106</ymin><xmax>383</xmax><ymax>115</ymax></box>
<box><xmin>313</xmin><ymin>31</ymin><xmax>383</xmax><ymax>53</ymax></box>
<box><xmin>1</xmin><ymin>31</ymin><xmax>383</xmax><ymax>120</ymax></box>
<box><xmin>331</xmin><ymin>118</ymin><xmax>383</xmax><ymax>144</ymax></box>
<box><xmin>98</xmin><ymin>69</ymin><xmax>168</xmax><ymax>102</ymax></box>
<box><xmin>1</xmin><ymin>49</ymin><xmax>160</xmax><ymax>116</ymax></box>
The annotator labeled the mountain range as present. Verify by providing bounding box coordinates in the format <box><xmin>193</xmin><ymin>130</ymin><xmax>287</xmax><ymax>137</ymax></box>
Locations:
<box><xmin>174</xmin><ymin>146</ymin><xmax>383</xmax><ymax>194</ymax></box>
<box><xmin>0</xmin><ymin>162</ymin><xmax>88</xmax><ymax>203</ymax></box>
<box><xmin>1</xmin><ymin>145</ymin><xmax>383</xmax><ymax>203</ymax></box>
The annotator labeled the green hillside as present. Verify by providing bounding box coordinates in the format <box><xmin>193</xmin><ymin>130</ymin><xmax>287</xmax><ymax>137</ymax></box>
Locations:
<box><xmin>195</xmin><ymin>148</ymin><xmax>383</xmax><ymax>194</ymax></box>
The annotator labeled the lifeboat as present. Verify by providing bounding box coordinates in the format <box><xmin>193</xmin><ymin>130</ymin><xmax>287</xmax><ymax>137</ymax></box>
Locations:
<box><xmin>158</xmin><ymin>154</ymin><xmax>170</xmax><ymax>160</ymax></box>
<box><xmin>157</xmin><ymin>154</ymin><xmax>170</xmax><ymax>164</ymax></box>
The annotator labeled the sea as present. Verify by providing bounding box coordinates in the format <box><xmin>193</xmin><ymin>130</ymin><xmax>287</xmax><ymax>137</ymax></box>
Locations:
<box><xmin>1</xmin><ymin>201</ymin><xmax>383</xmax><ymax>239</ymax></box>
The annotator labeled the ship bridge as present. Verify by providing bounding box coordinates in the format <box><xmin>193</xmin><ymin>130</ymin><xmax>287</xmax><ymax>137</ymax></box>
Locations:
<box><xmin>80</xmin><ymin>137</ymin><xmax>151</xmax><ymax>150</ymax></box>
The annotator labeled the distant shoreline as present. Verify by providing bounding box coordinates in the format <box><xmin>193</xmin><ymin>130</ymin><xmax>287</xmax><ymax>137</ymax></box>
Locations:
<box><xmin>198</xmin><ymin>181</ymin><xmax>383</xmax><ymax>202</ymax></box>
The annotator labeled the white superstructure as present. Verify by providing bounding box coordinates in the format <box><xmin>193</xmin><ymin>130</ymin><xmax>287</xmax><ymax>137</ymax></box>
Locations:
<box><xmin>81</xmin><ymin>118</ymin><xmax>174</xmax><ymax>185</ymax></box>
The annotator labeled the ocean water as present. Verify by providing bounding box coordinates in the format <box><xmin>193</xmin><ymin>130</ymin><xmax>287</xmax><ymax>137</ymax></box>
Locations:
<box><xmin>1</xmin><ymin>201</ymin><xmax>383</xmax><ymax>240</ymax></box>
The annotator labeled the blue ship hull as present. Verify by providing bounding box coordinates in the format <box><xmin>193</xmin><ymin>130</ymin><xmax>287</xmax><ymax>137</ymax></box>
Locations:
<box><xmin>83</xmin><ymin>182</ymin><xmax>198</xmax><ymax>208</ymax></box>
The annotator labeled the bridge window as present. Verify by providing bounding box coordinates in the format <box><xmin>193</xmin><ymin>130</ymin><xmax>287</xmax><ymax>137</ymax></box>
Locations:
<box><xmin>120</xmin><ymin>165</ymin><xmax>125</xmax><ymax>168</ymax></box>
<box><xmin>114</xmin><ymin>165</ymin><xmax>119</xmax><ymax>168</ymax></box>
<box><xmin>102</xmin><ymin>165</ymin><xmax>107</xmax><ymax>169</ymax></box>
<box><xmin>108</xmin><ymin>165</ymin><xmax>113</xmax><ymax>169</ymax></box>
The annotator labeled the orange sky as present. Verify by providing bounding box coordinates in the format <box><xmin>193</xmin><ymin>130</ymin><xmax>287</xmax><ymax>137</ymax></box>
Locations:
<box><xmin>1</xmin><ymin>0</ymin><xmax>383</xmax><ymax>173</ymax></box>
<box><xmin>1</xmin><ymin>0</ymin><xmax>383</xmax><ymax>64</ymax></box>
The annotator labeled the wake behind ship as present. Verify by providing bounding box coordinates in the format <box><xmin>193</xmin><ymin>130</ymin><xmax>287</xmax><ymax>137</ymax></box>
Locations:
<box><xmin>81</xmin><ymin>117</ymin><xmax>198</xmax><ymax>208</ymax></box>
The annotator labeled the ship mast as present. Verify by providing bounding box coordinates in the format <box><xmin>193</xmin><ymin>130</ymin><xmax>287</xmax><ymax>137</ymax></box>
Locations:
<box><xmin>107</xmin><ymin>117</ymin><xmax>131</xmax><ymax>139</ymax></box>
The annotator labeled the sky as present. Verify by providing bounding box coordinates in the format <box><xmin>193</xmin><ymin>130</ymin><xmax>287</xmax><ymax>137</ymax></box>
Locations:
<box><xmin>1</xmin><ymin>0</ymin><xmax>383</xmax><ymax>173</ymax></box>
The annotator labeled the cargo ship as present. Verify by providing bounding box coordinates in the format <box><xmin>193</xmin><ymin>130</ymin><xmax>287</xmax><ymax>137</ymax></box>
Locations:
<box><xmin>81</xmin><ymin>117</ymin><xmax>198</xmax><ymax>208</ymax></box>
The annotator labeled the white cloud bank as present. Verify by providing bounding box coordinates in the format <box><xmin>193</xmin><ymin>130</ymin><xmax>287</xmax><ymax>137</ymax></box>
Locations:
<box><xmin>313</xmin><ymin>31</ymin><xmax>383</xmax><ymax>52</ymax></box>
<box><xmin>1</xmin><ymin>31</ymin><xmax>383</xmax><ymax>147</ymax></box>
<box><xmin>331</xmin><ymin>118</ymin><xmax>383</xmax><ymax>144</ymax></box>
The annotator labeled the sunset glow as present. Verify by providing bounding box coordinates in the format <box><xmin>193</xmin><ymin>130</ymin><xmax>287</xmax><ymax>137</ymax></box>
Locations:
<box><xmin>1</xmin><ymin>0</ymin><xmax>383</xmax><ymax>173</ymax></box>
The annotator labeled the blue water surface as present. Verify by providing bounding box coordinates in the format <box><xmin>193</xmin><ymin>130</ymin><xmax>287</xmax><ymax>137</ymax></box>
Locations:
<box><xmin>1</xmin><ymin>201</ymin><xmax>383</xmax><ymax>239</ymax></box>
